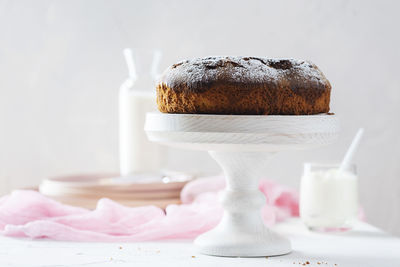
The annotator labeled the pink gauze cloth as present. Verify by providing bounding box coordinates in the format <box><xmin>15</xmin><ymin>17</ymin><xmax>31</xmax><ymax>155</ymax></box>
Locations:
<box><xmin>0</xmin><ymin>176</ymin><xmax>299</xmax><ymax>242</ymax></box>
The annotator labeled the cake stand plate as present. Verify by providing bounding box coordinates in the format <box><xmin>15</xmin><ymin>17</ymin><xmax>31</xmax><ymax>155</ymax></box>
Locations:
<box><xmin>145</xmin><ymin>113</ymin><xmax>339</xmax><ymax>257</ymax></box>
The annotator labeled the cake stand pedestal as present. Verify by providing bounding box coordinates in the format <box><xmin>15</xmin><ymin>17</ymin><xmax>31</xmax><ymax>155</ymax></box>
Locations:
<box><xmin>145</xmin><ymin>113</ymin><xmax>339</xmax><ymax>257</ymax></box>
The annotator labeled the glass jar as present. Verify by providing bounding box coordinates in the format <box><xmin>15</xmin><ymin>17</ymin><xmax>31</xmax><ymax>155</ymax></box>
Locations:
<box><xmin>300</xmin><ymin>163</ymin><xmax>359</xmax><ymax>232</ymax></box>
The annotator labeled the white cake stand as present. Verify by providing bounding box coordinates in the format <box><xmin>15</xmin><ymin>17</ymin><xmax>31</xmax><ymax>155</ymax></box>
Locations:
<box><xmin>145</xmin><ymin>112</ymin><xmax>339</xmax><ymax>257</ymax></box>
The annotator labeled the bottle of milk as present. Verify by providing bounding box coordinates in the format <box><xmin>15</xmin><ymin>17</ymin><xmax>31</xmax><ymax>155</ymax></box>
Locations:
<box><xmin>300</xmin><ymin>163</ymin><xmax>359</xmax><ymax>232</ymax></box>
<box><xmin>119</xmin><ymin>49</ymin><xmax>165</xmax><ymax>177</ymax></box>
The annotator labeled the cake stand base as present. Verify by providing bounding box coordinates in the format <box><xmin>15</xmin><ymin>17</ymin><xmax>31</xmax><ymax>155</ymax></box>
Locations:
<box><xmin>145</xmin><ymin>113</ymin><xmax>339</xmax><ymax>257</ymax></box>
<box><xmin>195</xmin><ymin>224</ymin><xmax>291</xmax><ymax>257</ymax></box>
<box><xmin>194</xmin><ymin>151</ymin><xmax>291</xmax><ymax>257</ymax></box>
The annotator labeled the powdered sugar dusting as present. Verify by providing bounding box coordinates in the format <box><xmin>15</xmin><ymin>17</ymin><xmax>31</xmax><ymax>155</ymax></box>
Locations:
<box><xmin>159</xmin><ymin>56</ymin><xmax>329</xmax><ymax>91</ymax></box>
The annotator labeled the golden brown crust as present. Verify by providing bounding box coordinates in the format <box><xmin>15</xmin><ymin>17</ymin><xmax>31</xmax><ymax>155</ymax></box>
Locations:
<box><xmin>156</xmin><ymin>56</ymin><xmax>331</xmax><ymax>115</ymax></box>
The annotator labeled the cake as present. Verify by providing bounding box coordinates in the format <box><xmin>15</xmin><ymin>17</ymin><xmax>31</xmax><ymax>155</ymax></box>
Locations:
<box><xmin>156</xmin><ymin>56</ymin><xmax>331</xmax><ymax>115</ymax></box>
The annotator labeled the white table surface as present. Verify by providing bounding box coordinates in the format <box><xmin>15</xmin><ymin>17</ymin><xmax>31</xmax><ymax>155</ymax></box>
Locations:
<box><xmin>1</xmin><ymin>218</ymin><xmax>399</xmax><ymax>267</ymax></box>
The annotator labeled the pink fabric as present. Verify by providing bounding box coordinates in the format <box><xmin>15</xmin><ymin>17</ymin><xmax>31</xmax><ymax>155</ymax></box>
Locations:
<box><xmin>0</xmin><ymin>176</ymin><xmax>299</xmax><ymax>241</ymax></box>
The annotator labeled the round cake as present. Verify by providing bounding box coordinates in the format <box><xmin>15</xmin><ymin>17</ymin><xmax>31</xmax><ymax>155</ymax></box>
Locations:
<box><xmin>156</xmin><ymin>56</ymin><xmax>331</xmax><ymax>115</ymax></box>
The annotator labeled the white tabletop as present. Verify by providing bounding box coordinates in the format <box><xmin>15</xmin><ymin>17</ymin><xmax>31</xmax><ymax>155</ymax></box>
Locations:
<box><xmin>1</xmin><ymin>218</ymin><xmax>399</xmax><ymax>267</ymax></box>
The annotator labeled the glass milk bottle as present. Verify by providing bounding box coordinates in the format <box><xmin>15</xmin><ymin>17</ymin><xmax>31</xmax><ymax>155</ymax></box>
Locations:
<box><xmin>119</xmin><ymin>49</ymin><xmax>165</xmax><ymax>177</ymax></box>
<box><xmin>300</xmin><ymin>163</ymin><xmax>359</xmax><ymax>232</ymax></box>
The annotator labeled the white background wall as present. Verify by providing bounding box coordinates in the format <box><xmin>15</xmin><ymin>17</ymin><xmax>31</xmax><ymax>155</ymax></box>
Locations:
<box><xmin>0</xmin><ymin>0</ymin><xmax>399</xmax><ymax>235</ymax></box>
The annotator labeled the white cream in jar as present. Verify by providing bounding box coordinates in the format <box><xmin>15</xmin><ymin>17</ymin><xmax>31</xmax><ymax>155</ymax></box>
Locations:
<box><xmin>300</xmin><ymin>166</ymin><xmax>358</xmax><ymax>230</ymax></box>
